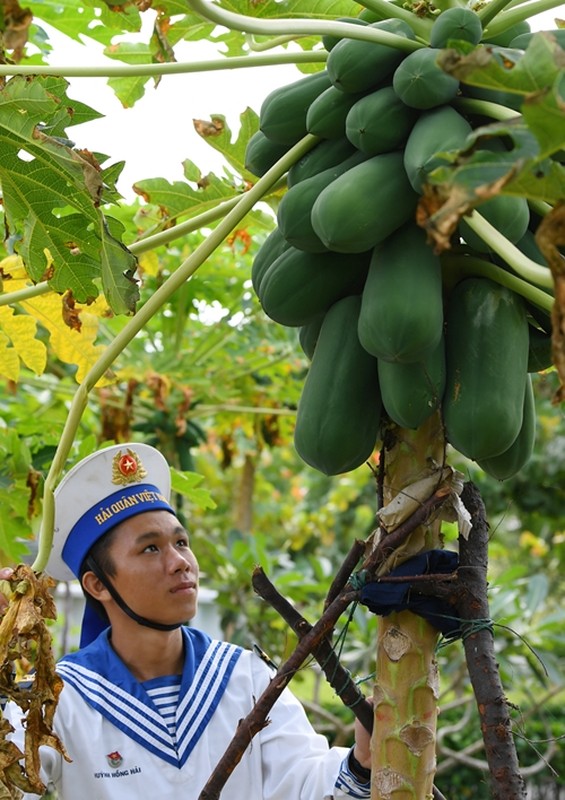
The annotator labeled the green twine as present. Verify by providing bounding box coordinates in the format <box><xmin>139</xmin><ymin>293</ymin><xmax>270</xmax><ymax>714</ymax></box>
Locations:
<box><xmin>348</xmin><ymin>570</ymin><xmax>369</xmax><ymax>590</ymax></box>
<box><xmin>436</xmin><ymin>615</ymin><xmax>495</xmax><ymax>649</ymax></box>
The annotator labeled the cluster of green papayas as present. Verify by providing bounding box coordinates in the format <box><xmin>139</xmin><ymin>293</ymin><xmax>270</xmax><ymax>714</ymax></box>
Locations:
<box><xmin>245</xmin><ymin>6</ymin><xmax>558</xmax><ymax>480</ymax></box>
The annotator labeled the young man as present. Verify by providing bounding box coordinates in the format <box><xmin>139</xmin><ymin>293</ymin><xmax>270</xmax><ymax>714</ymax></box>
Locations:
<box><xmin>3</xmin><ymin>442</ymin><xmax>372</xmax><ymax>799</ymax></box>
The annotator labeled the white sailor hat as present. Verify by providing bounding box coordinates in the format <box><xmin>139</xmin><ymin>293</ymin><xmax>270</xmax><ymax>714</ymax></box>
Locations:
<box><xmin>47</xmin><ymin>442</ymin><xmax>174</xmax><ymax>582</ymax></box>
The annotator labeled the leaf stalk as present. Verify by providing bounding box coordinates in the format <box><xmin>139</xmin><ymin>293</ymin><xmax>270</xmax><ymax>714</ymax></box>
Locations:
<box><xmin>187</xmin><ymin>0</ymin><xmax>425</xmax><ymax>51</ymax></box>
<box><xmin>482</xmin><ymin>0</ymin><xmax>565</xmax><ymax>36</ymax></box>
<box><xmin>0</xmin><ymin>51</ymin><xmax>327</xmax><ymax>78</ymax></box>
<box><xmin>442</xmin><ymin>253</ymin><xmax>554</xmax><ymax>311</ymax></box>
<box><xmin>464</xmin><ymin>210</ymin><xmax>554</xmax><ymax>289</ymax></box>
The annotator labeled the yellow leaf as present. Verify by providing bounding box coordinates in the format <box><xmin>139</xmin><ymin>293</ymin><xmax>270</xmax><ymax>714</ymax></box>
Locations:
<box><xmin>0</xmin><ymin>255</ymin><xmax>29</xmax><ymax>281</ymax></box>
<box><xmin>0</xmin><ymin>307</ymin><xmax>47</xmax><ymax>376</ymax></box>
<box><xmin>0</xmin><ymin>332</ymin><xmax>20</xmax><ymax>381</ymax></box>
<box><xmin>137</xmin><ymin>250</ymin><xmax>160</xmax><ymax>278</ymax></box>
<box><xmin>20</xmin><ymin>294</ymin><xmax>112</xmax><ymax>386</ymax></box>
<box><xmin>1</xmin><ymin>277</ymin><xmax>114</xmax><ymax>385</ymax></box>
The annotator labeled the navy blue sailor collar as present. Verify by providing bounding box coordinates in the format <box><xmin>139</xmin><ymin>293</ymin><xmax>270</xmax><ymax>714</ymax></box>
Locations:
<box><xmin>57</xmin><ymin>626</ymin><xmax>242</xmax><ymax>768</ymax></box>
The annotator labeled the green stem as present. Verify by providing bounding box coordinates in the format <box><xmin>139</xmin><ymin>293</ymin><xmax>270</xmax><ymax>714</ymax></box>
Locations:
<box><xmin>453</xmin><ymin>96</ymin><xmax>521</xmax><ymax>120</ymax></box>
<box><xmin>0</xmin><ymin>50</ymin><xmax>327</xmax><ymax>78</ymax></box>
<box><xmin>477</xmin><ymin>0</ymin><xmax>514</xmax><ymax>27</ymax></box>
<box><xmin>442</xmin><ymin>253</ymin><xmax>554</xmax><ymax>312</ymax></box>
<box><xmin>0</xmin><ymin>281</ymin><xmax>51</xmax><ymax>306</ymax></box>
<box><xmin>31</xmin><ymin>133</ymin><xmax>319</xmax><ymax>574</ymax></box>
<box><xmin>245</xmin><ymin>34</ymin><xmax>305</xmax><ymax>52</ymax></box>
<box><xmin>482</xmin><ymin>0</ymin><xmax>565</xmax><ymax>36</ymax></box>
<box><xmin>529</xmin><ymin>198</ymin><xmax>552</xmax><ymax>217</ymax></box>
<box><xmin>346</xmin><ymin>0</ymin><xmax>433</xmax><ymax>37</ymax></box>
<box><xmin>131</xmin><ymin>195</ymin><xmax>244</xmax><ymax>252</ymax></box>
<box><xmin>132</xmin><ymin>176</ymin><xmax>286</xmax><ymax>249</ymax></box>
<box><xmin>464</xmin><ymin>210</ymin><xmax>554</xmax><ymax>289</ymax></box>
<box><xmin>188</xmin><ymin>0</ymin><xmax>424</xmax><ymax>52</ymax></box>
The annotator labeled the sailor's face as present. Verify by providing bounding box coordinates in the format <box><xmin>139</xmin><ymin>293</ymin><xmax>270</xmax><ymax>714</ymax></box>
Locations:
<box><xmin>108</xmin><ymin>510</ymin><xmax>199</xmax><ymax>625</ymax></box>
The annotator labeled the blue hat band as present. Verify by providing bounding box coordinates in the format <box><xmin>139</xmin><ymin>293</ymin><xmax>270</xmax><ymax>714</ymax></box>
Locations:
<box><xmin>62</xmin><ymin>483</ymin><xmax>174</xmax><ymax>578</ymax></box>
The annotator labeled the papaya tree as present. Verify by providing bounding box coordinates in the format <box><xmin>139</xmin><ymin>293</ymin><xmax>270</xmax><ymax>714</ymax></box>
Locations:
<box><xmin>0</xmin><ymin>0</ymin><xmax>564</xmax><ymax>799</ymax></box>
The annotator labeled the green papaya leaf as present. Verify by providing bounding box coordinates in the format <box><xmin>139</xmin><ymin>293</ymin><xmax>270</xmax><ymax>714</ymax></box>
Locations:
<box><xmin>170</xmin><ymin>468</ymin><xmax>217</xmax><ymax>510</ymax></box>
<box><xmin>0</xmin><ymin>76</ymin><xmax>139</xmax><ymax>313</ymax></box>
<box><xmin>192</xmin><ymin>109</ymin><xmax>258</xmax><ymax>180</ymax></box>
<box><xmin>133</xmin><ymin>163</ymin><xmax>242</xmax><ymax>222</ymax></box>
<box><xmin>440</xmin><ymin>32</ymin><xmax>565</xmax><ymax>96</ymax></box>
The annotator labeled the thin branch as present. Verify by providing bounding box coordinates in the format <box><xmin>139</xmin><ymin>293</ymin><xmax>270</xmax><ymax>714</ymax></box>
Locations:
<box><xmin>252</xmin><ymin>566</ymin><xmax>374</xmax><ymax>734</ymax></box>
<box><xmin>463</xmin><ymin>212</ymin><xmax>554</xmax><ymax>289</ymax></box>
<box><xmin>440</xmin><ymin>253</ymin><xmax>554</xmax><ymax>314</ymax></box>
<box><xmin>457</xmin><ymin>481</ymin><xmax>527</xmax><ymax>800</ymax></box>
<box><xmin>324</xmin><ymin>539</ymin><xmax>367</xmax><ymax>610</ymax></box>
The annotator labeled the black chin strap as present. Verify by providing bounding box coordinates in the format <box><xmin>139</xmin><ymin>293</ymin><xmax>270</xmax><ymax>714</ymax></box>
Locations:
<box><xmin>85</xmin><ymin>556</ymin><xmax>183</xmax><ymax>633</ymax></box>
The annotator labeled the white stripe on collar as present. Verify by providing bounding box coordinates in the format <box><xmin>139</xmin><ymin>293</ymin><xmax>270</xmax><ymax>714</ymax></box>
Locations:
<box><xmin>58</xmin><ymin>639</ymin><xmax>242</xmax><ymax>768</ymax></box>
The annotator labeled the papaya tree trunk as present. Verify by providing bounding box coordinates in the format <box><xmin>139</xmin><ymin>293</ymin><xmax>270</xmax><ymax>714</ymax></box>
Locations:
<box><xmin>371</xmin><ymin>413</ymin><xmax>446</xmax><ymax>800</ymax></box>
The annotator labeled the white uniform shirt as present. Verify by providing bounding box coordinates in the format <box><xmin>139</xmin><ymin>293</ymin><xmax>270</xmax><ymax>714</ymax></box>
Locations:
<box><xmin>5</xmin><ymin>627</ymin><xmax>370</xmax><ymax>800</ymax></box>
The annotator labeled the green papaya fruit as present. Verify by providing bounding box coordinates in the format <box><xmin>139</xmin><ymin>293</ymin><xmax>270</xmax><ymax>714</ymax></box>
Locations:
<box><xmin>392</xmin><ymin>48</ymin><xmax>460</xmax><ymax>109</ymax></box>
<box><xmin>443</xmin><ymin>277</ymin><xmax>529</xmax><ymax>460</ymax></box>
<box><xmin>260</xmin><ymin>70</ymin><xmax>332</xmax><ymax>145</ymax></box>
<box><xmin>358</xmin><ymin>223</ymin><xmax>444</xmax><ymax>362</ymax></box>
<box><xmin>429</xmin><ymin>7</ymin><xmax>483</xmax><ymax>47</ymax></box>
<box><xmin>326</xmin><ymin>18</ymin><xmax>416</xmax><ymax>93</ymax></box>
<box><xmin>477</xmin><ymin>375</ymin><xmax>536</xmax><ymax>480</ymax></box>
<box><xmin>378</xmin><ymin>336</ymin><xmax>445</xmax><ymax>429</ymax></box>
<box><xmin>311</xmin><ymin>152</ymin><xmax>418</xmax><ymax>253</ymax></box>
<box><xmin>258</xmin><ymin>247</ymin><xmax>370</xmax><ymax>327</ymax></box>
<box><xmin>403</xmin><ymin>105</ymin><xmax>472</xmax><ymax>193</ymax></box>
<box><xmin>345</xmin><ymin>85</ymin><xmax>418</xmax><ymax>156</ymax></box>
<box><xmin>294</xmin><ymin>295</ymin><xmax>382</xmax><ymax>475</ymax></box>
<box><xmin>277</xmin><ymin>150</ymin><xmax>367</xmax><ymax>252</ymax></box>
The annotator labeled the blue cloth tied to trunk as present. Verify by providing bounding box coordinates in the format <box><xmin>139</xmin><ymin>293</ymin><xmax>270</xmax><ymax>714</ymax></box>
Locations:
<box><xmin>359</xmin><ymin>549</ymin><xmax>459</xmax><ymax>636</ymax></box>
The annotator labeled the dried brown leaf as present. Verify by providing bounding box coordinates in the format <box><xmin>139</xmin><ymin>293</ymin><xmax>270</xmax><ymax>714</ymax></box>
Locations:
<box><xmin>535</xmin><ymin>203</ymin><xmax>565</xmax><ymax>403</ymax></box>
<box><xmin>0</xmin><ymin>566</ymin><xmax>71</xmax><ymax>796</ymax></box>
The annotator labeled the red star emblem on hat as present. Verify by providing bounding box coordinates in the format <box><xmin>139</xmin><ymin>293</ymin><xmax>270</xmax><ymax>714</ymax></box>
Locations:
<box><xmin>111</xmin><ymin>449</ymin><xmax>147</xmax><ymax>485</ymax></box>
<box><xmin>118</xmin><ymin>455</ymin><xmax>138</xmax><ymax>476</ymax></box>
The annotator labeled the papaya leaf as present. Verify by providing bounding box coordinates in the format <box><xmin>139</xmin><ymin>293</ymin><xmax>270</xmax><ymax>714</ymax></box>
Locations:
<box><xmin>133</xmin><ymin>164</ymin><xmax>242</xmax><ymax>223</ymax></box>
<box><xmin>521</xmin><ymin>77</ymin><xmax>565</xmax><ymax>159</ymax></box>
<box><xmin>163</xmin><ymin>12</ymin><xmax>215</xmax><ymax>45</ymax></box>
<box><xmin>420</xmin><ymin>37</ymin><xmax>565</xmax><ymax>238</ymax></box>
<box><xmin>99</xmin><ymin>217</ymin><xmax>139</xmax><ymax>316</ymax></box>
<box><xmin>0</xmin><ymin>331</ymin><xmax>21</xmax><ymax>381</ymax></box>
<box><xmin>0</xmin><ymin>76</ymin><xmax>139</xmax><ymax>313</ymax></box>
<box><xmin>427</xmin><ymin>115</ymin><xmax>565</xmax><ymax>204</ymax></box>
<box><xmin>14</xmin><ymin>288</ymin><xmax>114</xmax><ymax>385</ymax></box>
<box><xmin>220</xmin><ymin>0</ymin><xmax>360</xmax><ymax>21</ymax></box>
<box><xmin>440</xmin><ymin>33</ymin><xmax>565</xmax><ymax>96</ymax></box>
<box><xmin>0</xmin><ymin>258</ymin><xmax>110</xmax><ymax>382</ymax></box>
<box><xmin>95</xmin><ymin>1</ymin><xmax>142</xmax><ymax>35</ymax></box>
<box><xmin>27</xmin><ymin>0</ymin><xmax>102</xmax><ymax>44</ymax></box>
<box><xmin>192</xmin><ymin>109</ymin><xmax>258</xmax><ymax>180</ymax></box>
<box><xmin>105</xmin><ymin>42</ymin><xmax>154</xmax><ymax>107</ymax></box>
<box><xmin>31</xmin><ymin>77</ymin><xmax>104</xmax><ymax>133</ymax></box>
<box><xmin>0</xmin><ymin>305</ymin><xmax>47</xmax><ymax>377</ymax></box>
<box><xmin>170</xmin><ymin>468</ymin><xmax>217</xmax><ymax>510</ymax></box>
